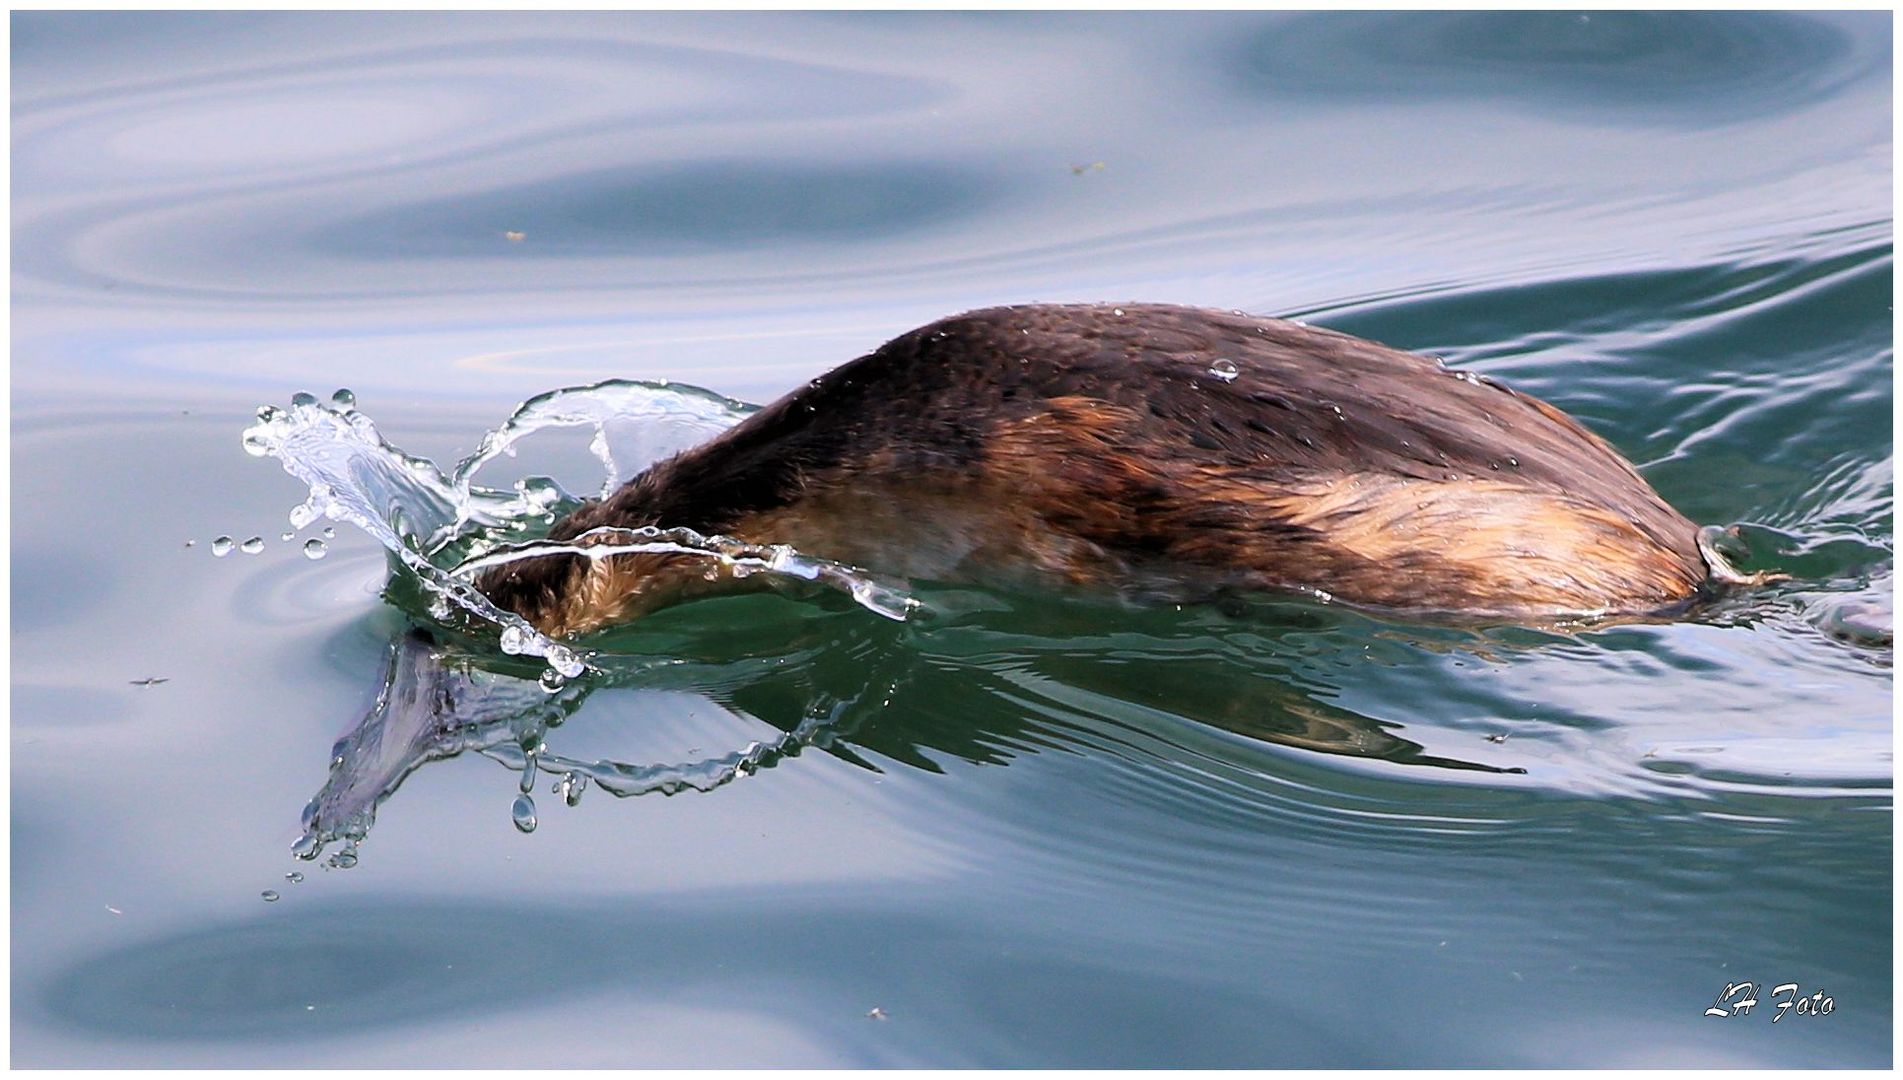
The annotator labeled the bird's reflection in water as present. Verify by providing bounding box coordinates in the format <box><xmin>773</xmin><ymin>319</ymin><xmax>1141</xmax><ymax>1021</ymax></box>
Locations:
<box><xmin>295</xmin><ymin>594</ymin><xmax>1525</xmax><ymax>865</ymax></box>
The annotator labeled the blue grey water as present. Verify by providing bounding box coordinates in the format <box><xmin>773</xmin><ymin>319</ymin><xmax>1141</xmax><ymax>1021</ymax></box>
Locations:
<box><xmin>11</xmin><ymin>11</ymin><xmax>1892</xmax><ymax>1067</ymax></box>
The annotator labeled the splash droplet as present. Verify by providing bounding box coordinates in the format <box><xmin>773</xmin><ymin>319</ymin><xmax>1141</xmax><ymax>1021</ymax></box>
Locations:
<box><xmin>544</xmin><ymin>643</ymin><xmax>585</xmax><ymax>678</ymax></box>
<box><xmin>1208</xmin><ymin>359</ymin><xmax>1240</xmax><ymax>383</ymax></box>
<box><xmin>211</xmin><ymin>536</ymin><xmax>234</xmax><ymax>557</ymax></box>
<box><xmin>290</xmin><ymin>391</ymin><xmax>319</xmax><ymax>408</ymax></box>
<box><xmin>499</xmin><ymin>626</ymin><xmax>528</xmax><ymax>655</ymax></box>
<box><xmin>538</xmin><ymin>669</ymin><xmax>566</xmax><ymax>693</ymax></box>
<box><xmin>285</xmin><ymin>871</ymin><xmax>305</xmax><ymax>884</ymax></box>
<box><xmin>303</xmin><ymin>539</ymin><xmax>327</xmax><ymax>560</ymax></box>
<box><xmin>511</xmin><ymin>794</ymin><xmax>538</xmax><ymax>833</ymax></box>
<box><xmin>519</xmin><ymin>752</ymin><xmax>538</xmax><ymax>794</ymax></box>
<box><xmin>558</xmin><ymin>772</ymin><xmax>589</xmax><ymax>807</ymax></box>
<box><xmin>330</xmin><ymin>388</ymin><xmax>356</xmax><ymax>409</ymax></box>
<box><xmin>516</xmin><ymin>475</ymin><xmax>564</xmax><ymax>512</ymax></box>
<box><xmin>261</xmin><ymin>890</ymin><xmax>280</xmax><ymax>902</ymax></box>
<box><xmin>281</xmin><ymin>531</ymin><xmax>295</xmax><ymax>541</ymax></box>
<box><xmin>240</xmin><ymin>536</ymin><xmax>265</xmax><ymax>554</ymax></box>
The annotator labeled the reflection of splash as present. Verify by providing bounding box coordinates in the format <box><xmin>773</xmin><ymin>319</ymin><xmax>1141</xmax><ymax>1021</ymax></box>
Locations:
<box><xmin>295</xmin><ymin>628</ymin><xmax>594</xmax><ymax>865</ymax></box>
<box><xmin>294</xmin><ymin>620</ymin><xmax>901</xmax><ymax>864</ymax></box>
<box><xmin>297</xmin><ymin>596</ymin><xmax>1535</xmax><ymax>864</ymax></box>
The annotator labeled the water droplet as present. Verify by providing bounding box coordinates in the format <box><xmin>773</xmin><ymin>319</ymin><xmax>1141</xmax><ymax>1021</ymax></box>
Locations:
<box><xmin>519</xmin><ymin>752</ymin><xmax>538</xmax><ymax>794</ymax></box>
<box><xmin>303</xmin><ymin>539</ymin><xmax>327</xmax><ymax>560</ymax></box>
<box><xmin>1208</xmin><ymin>359</ymin><xmax>1240</xmax><ymax>383</ymax></box>
<box><xmin>538</xmin><ymin>668</ymin><xmax>566</xmax><ymax>693</ymax></box>
<box><xmin>545</xmin><ymin>644</ymin><xmax>585</xmax><ymax>678</ymax></box>
<box><xmin>211</xmin><ymin>536</ymin><xmax>234</xmax><ymax>557</ymax></box>
<box><xmin>290</xmin><ymin>391</ymin><xmax>319</xmax><ymax>407</ymax></box>
<box><xmin>1490</xmin><ymin>462</ymin><xmax>1500</xmax><ymax>470</ymax></box>
<box><xmin>290</xmin><ymin>833</ymin><xmax>321</xmax><ymax>860</ymax></box>
<box><xmin>281</xmin><ymin>531</ymin><xmax>295</xmax><ymax>541</ymax></box>
<box><xmin>240</xmin><ymin>536</ymin><xmax>265</xmax><ymax>554</ymax></box>
<box><xmin>558</xmin><ymin>772</ymin><xmax>588</xmax><ymax>807</ymax></box>
<box><xmin>517</xmin><ymin>475</ymin><xmax>563</xmax><ymax>511</ymax></box>
<box><xmin>328</xmin><ymin>844</ymin><xmax>358</xmax><ymax>870</ymax></box>
<box><xmin>285</xmin><ymin>871</ymin><xmax>305</xmax><ymax>884</ymax></box>
<box><xmin>241</xmin><ymin>433</ymin><xmax>270</xmax><ymax>456</ymax></box>
<box><xmin>499</xmin><ymin>626</ymin><xmax>529</xmax><ymax>655</ymax></box>
<box><xmin>512</xmin><ymin>794</ymin><xmax>538</xmax><ymax>833</ymax></box>
<box><xmin>322</xmin><ymin>526</ymin><xmax>335</xmax><ymax>538</ymax></box>
<box><xmin>261</xmin><ymin>890</ymin><xmax>280</xmax><ymax>902</ymax></box>
<box><xmin>331</xmin><ymin>388</ymin><xmax>356</xmax><ymax>409</ymax></box>
<box><xmin>1112</xmin><ymin>308</ymin><xmax>1124</xmax><ymax>316</ymax></box>
<box><xmin>1507</xmin><ymin>457</ymin><xmax>1520</xmax><ymax>468</ymax></box>
<box><xmin>255</xmin><ymin>404</ymin><xmax>281</xmax><ymax>423</ymax></box>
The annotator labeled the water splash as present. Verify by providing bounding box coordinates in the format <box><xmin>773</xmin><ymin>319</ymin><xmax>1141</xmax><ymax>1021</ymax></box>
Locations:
<box><xmin>447</xmin><ymin>379</ymin><xmax>759</xmax><ymax>510</ymax></box>
<box><xmin>241</xmin><ymin>380</ymin><xmax>920</xmax><ymax>677</ymax></box>
<box><xmin>244</xmin><ymin>381</ymin><xmax>934</xmax><ymax>863</ymax></box>
<box><xmin>450</xmin><ymin>525</ymin><xmax>920</xmax><ymax>623</ymax></box>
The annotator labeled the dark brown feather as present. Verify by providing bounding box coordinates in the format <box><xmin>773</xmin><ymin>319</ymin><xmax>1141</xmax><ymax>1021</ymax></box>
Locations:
<box><xmin>476</xmin><ymin>303</ymin><xmax>1708</xmax><ymax>635</ymax></box>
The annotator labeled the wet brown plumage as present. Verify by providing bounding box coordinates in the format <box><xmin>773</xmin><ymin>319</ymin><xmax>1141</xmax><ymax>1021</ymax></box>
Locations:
<box><xmin>476</xmin><ymin>303</ymin><xmax>1711</xmax><ymax>636</ymax></box>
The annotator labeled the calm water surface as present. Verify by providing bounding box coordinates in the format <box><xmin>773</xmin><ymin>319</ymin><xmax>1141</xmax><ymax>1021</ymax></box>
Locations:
<box><xmin>11</xmin><ymin>12</ymin><xmax>1892</xmax><ymax>1067</ymax></box>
